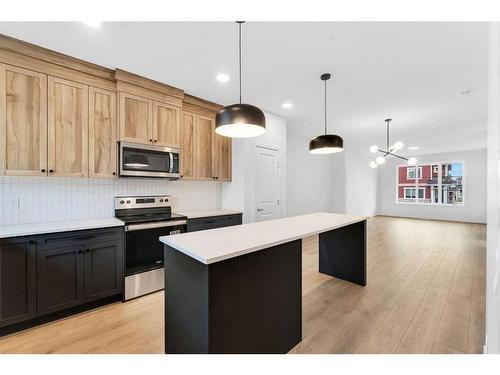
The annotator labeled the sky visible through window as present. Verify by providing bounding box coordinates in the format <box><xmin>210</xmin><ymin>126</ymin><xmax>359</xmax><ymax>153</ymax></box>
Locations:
<box><xmin>450</xmin><ymin>163</ymin><xmax>463</xmax><ymax>177</ymax></box>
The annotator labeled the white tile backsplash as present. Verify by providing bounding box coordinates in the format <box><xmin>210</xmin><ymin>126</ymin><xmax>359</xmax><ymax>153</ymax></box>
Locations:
<box><xmin>0</xmin><ymin>177</ymin><xmax>222</xmax><ymax>225</ymax></box>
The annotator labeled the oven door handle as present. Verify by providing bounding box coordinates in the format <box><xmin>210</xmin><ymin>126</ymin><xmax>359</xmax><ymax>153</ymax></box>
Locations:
<box><xmin>125</xmin><ymin>220</ymin><xmax>187</xmax><ymax>232</ymax></box>
<box><xmin>169</xmin><ymin>152</ymin><xmax>174</xmax><ymax>174</ymax></box>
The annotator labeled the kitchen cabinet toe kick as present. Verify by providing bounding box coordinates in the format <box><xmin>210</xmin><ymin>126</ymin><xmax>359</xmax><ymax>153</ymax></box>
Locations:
<box><xmin>163</xmin><ymin>219</ymin><xmax>367</xmax><ymax>354</ymax></box>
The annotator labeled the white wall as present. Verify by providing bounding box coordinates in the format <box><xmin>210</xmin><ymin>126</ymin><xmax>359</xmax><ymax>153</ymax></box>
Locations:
<box><xmin>0</xmin><ymin>177</ymin><xmax>221</xmax><ymax>226</ymax></box>
<box><xmin>330</xmin><ymin>151</ymin><xmax>346</xmax><ymax>214</ymax></box>
<box><xmin>287</xmin><ymin>133</ymin><xmax>333</xmax><ymax>216</ymax></box>
<box><xmin>345</xmin><ymin>145</ymin><xmax>378</xmax><ymax>216</ymax></box>
<box><xmin>486</xmin><ymin>21</ymin><xmax>500</xmax><ymax>354</ymax></box>
<box><xmin>376</xmin><ymin>149</ymin><xmax>487</xmax><ymax>223</ymax></box>
<box><xmin>222</xmin><ymin>111</ymin><xmax>287</xmax><ymax>223</ymax></box>
<box><xmin>286</xmin><ymin>132</ymin><xmax>378</xmax><ymax>218</ymax></box>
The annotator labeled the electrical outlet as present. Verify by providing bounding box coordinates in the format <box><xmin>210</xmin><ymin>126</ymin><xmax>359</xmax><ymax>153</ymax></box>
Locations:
<box><xmin>10</xmin><ymin>198</ymin><xmax>19</xmax><ymax>209</ymax></box>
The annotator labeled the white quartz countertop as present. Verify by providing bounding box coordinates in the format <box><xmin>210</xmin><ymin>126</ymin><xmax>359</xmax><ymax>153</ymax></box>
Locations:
<box><xmin>160</xmin><ymin>212</ymin><xmax>367</xmax><ymax>264</ymax></box>
<box><xmin>176</xmin><ymin>209</ymin><xmax>243</xmax><ymax>219</ymax></box>
<box><xmin>0</xmin><ymin>218</ymin><xmax>124</xmax><ymax>238</ymax></box>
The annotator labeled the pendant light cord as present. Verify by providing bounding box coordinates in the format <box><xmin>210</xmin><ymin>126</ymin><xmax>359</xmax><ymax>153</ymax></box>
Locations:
<box><xmin>239</xmin><ymin>22</ymin><xmax>242</xmax><ymax>104</ymax></box>
<box><xmin>324</xmin><ymin>79</ymin><xmax>327</xmax><ymax>134</ymax></box>
<box><xmin>386</xmin><ymin>119</ymin><xmax>390</xmax><ymax>150</ymax></box>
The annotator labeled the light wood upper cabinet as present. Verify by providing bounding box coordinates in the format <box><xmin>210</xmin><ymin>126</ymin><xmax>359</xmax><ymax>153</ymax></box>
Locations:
<box><xmin>181</xmin><ymin>110</ymin><xmax>232</xmax><ymax>182</ymax></box>
<box><xmin>118</xmin><ymin>92</ymin><xmax>151</xmax><ymax>144</ymax></box>
<box><xmin>180</xmin><ymin>111</ymin><xmax>195</xmax><ymax>180</ymax></box>
<box><xmin>152</xmin><ymin>100</ymin><xmax>180</xmax><ymax>148</ymax></box>
<box><xmin>47</xmin><ymin>76</ymin><xmax>88</xmax><ymax>177</ymax></box>
<box><xmin>89</xmin><ymin>87</ymin><xmax>117</xmax><ymax>178</ymax></box>
<box><xmin>193</xmin><ymin>114</ymin><xmax>213</xmax><ymax>181</ymax></box>
<box><xmin>212</xmin><ymin>128</ymin><xmax>232</xmax><ymax>181</ymax></box>
<box><xmin>0</xmin><ymin>64</ymin><xmax>47</xmax><ymax>176</ymax></box>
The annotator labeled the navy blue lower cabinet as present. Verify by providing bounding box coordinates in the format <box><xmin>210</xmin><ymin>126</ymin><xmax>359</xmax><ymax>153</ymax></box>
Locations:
<box><xmin>0</xmin><ymin>236</ymin><xmax>37</xmax><ymax>328</ymax></box>
<box><xmin>37</xmin><ymin>227</ymin><xmax>124</xmax><ymax>315</ymax></box>
<box><xmin>84</xmin><ymin>240</ymin><xmax>123</xmax><ymax>302</ymax></box>
<box><xmin>0</xmin><ymin>226</ymin><xmax>124</xmax><ymax>334</ymax></box>
<box><xmin>186</xmin><ymin>213</ymin><xmax>242</xmax><ymax>232</ymax></box>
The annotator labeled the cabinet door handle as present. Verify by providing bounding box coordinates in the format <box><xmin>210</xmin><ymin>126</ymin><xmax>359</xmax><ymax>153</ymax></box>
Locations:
<box><xmin>41</xmin><ymin>169</ymin><xmax>46</xmax><ymax>173</ymax></box>
<box><xmin>75</xmin><ymin>235</ymin><xmax>95</xmax><ymax>241</ymax></box>
<box><xmin>78</xmin><ymin>250</ymin><xmax>83</xmax><ymax>254</ymax></box>
<box><xmin>112</xmin><ymin>172</ymin><xmax>116</xmax><ymax>176</ymax></box>
<box><xmin>49</xmin><ymin>169</ymin><xmax>54</xmax><ymax>173</ymax></box>
<box><xmin>85</xmin><ymin>249</ymin><xmax>90</xmax><ymax>253</ymax></box>
<box><xmin>29</xmin><ymin>240</ymin><xmax>36</xmax><ymax>244</ymax></box>
<box><xmin>149</xmin><ymin>138</ymin><xmax>153</xmax><ymax>143</ymax></box>
<box><xmin>154</xmin><ymin>139</ymin><xmax>157</xmax><ymax>143</ymax></box>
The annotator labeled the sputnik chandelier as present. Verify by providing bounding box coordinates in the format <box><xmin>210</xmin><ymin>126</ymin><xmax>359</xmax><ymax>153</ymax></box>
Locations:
<box><xmin>369</xmin><ymin>119</ymin><xmax>417</xmax><ymax>168</ymax></box>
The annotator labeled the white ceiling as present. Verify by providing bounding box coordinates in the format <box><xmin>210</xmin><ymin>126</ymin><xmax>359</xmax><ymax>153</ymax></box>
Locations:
<box><xmin>0</xmin><ymin>22</ymin><xmax>489</xmax><ymax>155</ymax></box>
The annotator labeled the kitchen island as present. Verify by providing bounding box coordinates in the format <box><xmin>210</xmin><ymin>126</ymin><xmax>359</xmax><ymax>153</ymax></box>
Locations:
<box><xmin>160</xmin><ymin>212</ymin><xmax>367</xmax><ymax>354</ymax></box>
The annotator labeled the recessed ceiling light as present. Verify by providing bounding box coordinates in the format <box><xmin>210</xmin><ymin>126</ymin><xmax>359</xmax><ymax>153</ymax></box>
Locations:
<box><xmin>282</xmin><ymin>102</ymin><xmax>293</xmax><ymax>109</ymax></box>
<box><xmin>216</xmin><ymin>73</ymin><xmax>230</xmax><ymax>83</ymax></box>
<box><xmin>82</xmin><ymin>21</ymin><xmax>102</xmax><ymax>28</ymax></box>
<box><xmin>408</xmin><ymin>146</ymin><xmax>419</xmax><ymax>150</ymax></box>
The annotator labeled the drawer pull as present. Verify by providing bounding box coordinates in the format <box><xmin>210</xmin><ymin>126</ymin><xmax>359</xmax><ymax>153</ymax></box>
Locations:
<box><xmin>75</xmin><ymin>235</ymin><xmax>95</xmax><ymax>241</ymax></box>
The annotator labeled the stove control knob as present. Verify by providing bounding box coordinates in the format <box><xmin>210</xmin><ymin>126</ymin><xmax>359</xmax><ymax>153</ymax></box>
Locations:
<box><xmin>120</xmin><ymin>200</ymin><xmax>124</xmax><ymax>204</ymax></box>
<box><xmin>126</xmin><ymin>200</ymin><xmax>131</xmax><ymax>204</ymax></box>
<box><xmin>164</xmin><ymin>198</ymin><xmax>169</xmax><ymax>202</ymax></box>
<box><xmin>159</xmin><ymin>199</ymin><xmax>163</xmax><ymax>202</ymax></box>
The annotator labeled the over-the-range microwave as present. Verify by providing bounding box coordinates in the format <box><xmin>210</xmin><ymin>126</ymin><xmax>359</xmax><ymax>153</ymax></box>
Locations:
<box><xmin>119</xmin><ymin>141</ymin><xmax>180</xmax><ymax>179</ymax></box>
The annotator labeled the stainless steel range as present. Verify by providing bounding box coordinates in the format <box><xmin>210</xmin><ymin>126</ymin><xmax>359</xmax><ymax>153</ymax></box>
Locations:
<box><xmin>114</xmin><ymin>195</ymin><xmax>187</xmax><ymax>300</ymax></box>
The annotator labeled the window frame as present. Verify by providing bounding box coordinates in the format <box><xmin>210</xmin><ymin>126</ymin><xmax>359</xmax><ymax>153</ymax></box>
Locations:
<box><xmin>418</xmin><ymin>187</ymin><xmax>425</xmax><ymax>199</ymax></box>
<box><xmin>396</xmin><ymin>161</ymin><xmax>465</xmax><ymax>207</ymax></box>
<box><xmin>406</xmin><ymin>166</ymin><xmax>423</xmax><ymax>180</ymax></box>
<box><xmin>404</xmin><ymin>187</ymin><xmax>416</xmax><ymax>199</ymax></box>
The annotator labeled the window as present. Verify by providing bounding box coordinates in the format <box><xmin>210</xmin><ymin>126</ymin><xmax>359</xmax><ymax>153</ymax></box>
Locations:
<box><xmin>397</xmin><ymin>162</ymin><xmax>463</xmax><ymax>205</ymax></box>
<box><xmin>407</xmin><ymin>167</ymin><xmax>423</xmax><ymax>179</ymax></box>
<box><xmin>418</xmin><ymin>187</ymin><xmax>425</xmax><ymax>199</ymax></box>
<box><xmin>404</xmin><ymin>188</ymin><xmax>416</xmax><ymax>199</ymax></box>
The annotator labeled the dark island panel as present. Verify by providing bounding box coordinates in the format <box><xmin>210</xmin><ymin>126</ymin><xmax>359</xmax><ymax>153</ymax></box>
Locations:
<box><xmin>165</xmin><ymin>239</ymin><xmax>302</xmax><ymax>354</ymax></box>
<box><xmin>319</xmin><ymin>220</ymin><xmax>366</xmax><ymax>286</ymax></box>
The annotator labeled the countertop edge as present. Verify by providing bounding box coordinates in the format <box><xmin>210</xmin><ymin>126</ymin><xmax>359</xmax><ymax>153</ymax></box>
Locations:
<box><xmin>161</xmin><ymin>216</ymin><xmax>367</xmax><ymax>265</ymax></box>
<box><xmin>176</xmin><ymin>209</ymin><xmax>243</xmax><ymax>219</ymax></box>
<box><xmin>0</xmin><ymin>220</ymin><xmax>125</xmax><ymax>239</ymax></box>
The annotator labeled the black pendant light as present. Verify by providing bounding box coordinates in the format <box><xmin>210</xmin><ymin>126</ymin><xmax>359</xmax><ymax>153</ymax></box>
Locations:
<box><xmin>309</xmin><ymin>73</ymin><xmax>344</xmax><ymax>154</ymax></box>
<box><xmin>215</xmin><ymin>21</ymin><xmax>266</xmax><ymax>138</ymax></box>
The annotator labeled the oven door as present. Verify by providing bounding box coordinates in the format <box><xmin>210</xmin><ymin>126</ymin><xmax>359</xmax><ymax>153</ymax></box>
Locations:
<box><xmin>119</xmin><ymin>141</ymin><xmax>180</xmax><ymax>178</ymax></box>
<box><xmin>124</xmin><ymin>220</ymin><xmax>186</xmax><ymax>276</ymax></box>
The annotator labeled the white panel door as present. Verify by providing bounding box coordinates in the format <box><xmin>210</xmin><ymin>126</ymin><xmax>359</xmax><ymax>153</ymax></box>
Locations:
<box><xmin>255</xmin><ymin>146</ymin><xmax>280</xmax><ymax>222</ymax></box>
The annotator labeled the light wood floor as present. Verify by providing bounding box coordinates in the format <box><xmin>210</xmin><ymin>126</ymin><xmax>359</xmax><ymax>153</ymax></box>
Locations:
<box><xmin>0</xmin><ymin>216</ymin><xmax>486</xmax><ymax>354</ymax></box>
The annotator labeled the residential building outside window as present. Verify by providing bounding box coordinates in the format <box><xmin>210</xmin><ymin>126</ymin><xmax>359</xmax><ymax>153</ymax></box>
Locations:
<box><xmin>397</xmin><ymin>162</ymin><xmax>463</xmax><ymax>205</ymax></box>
